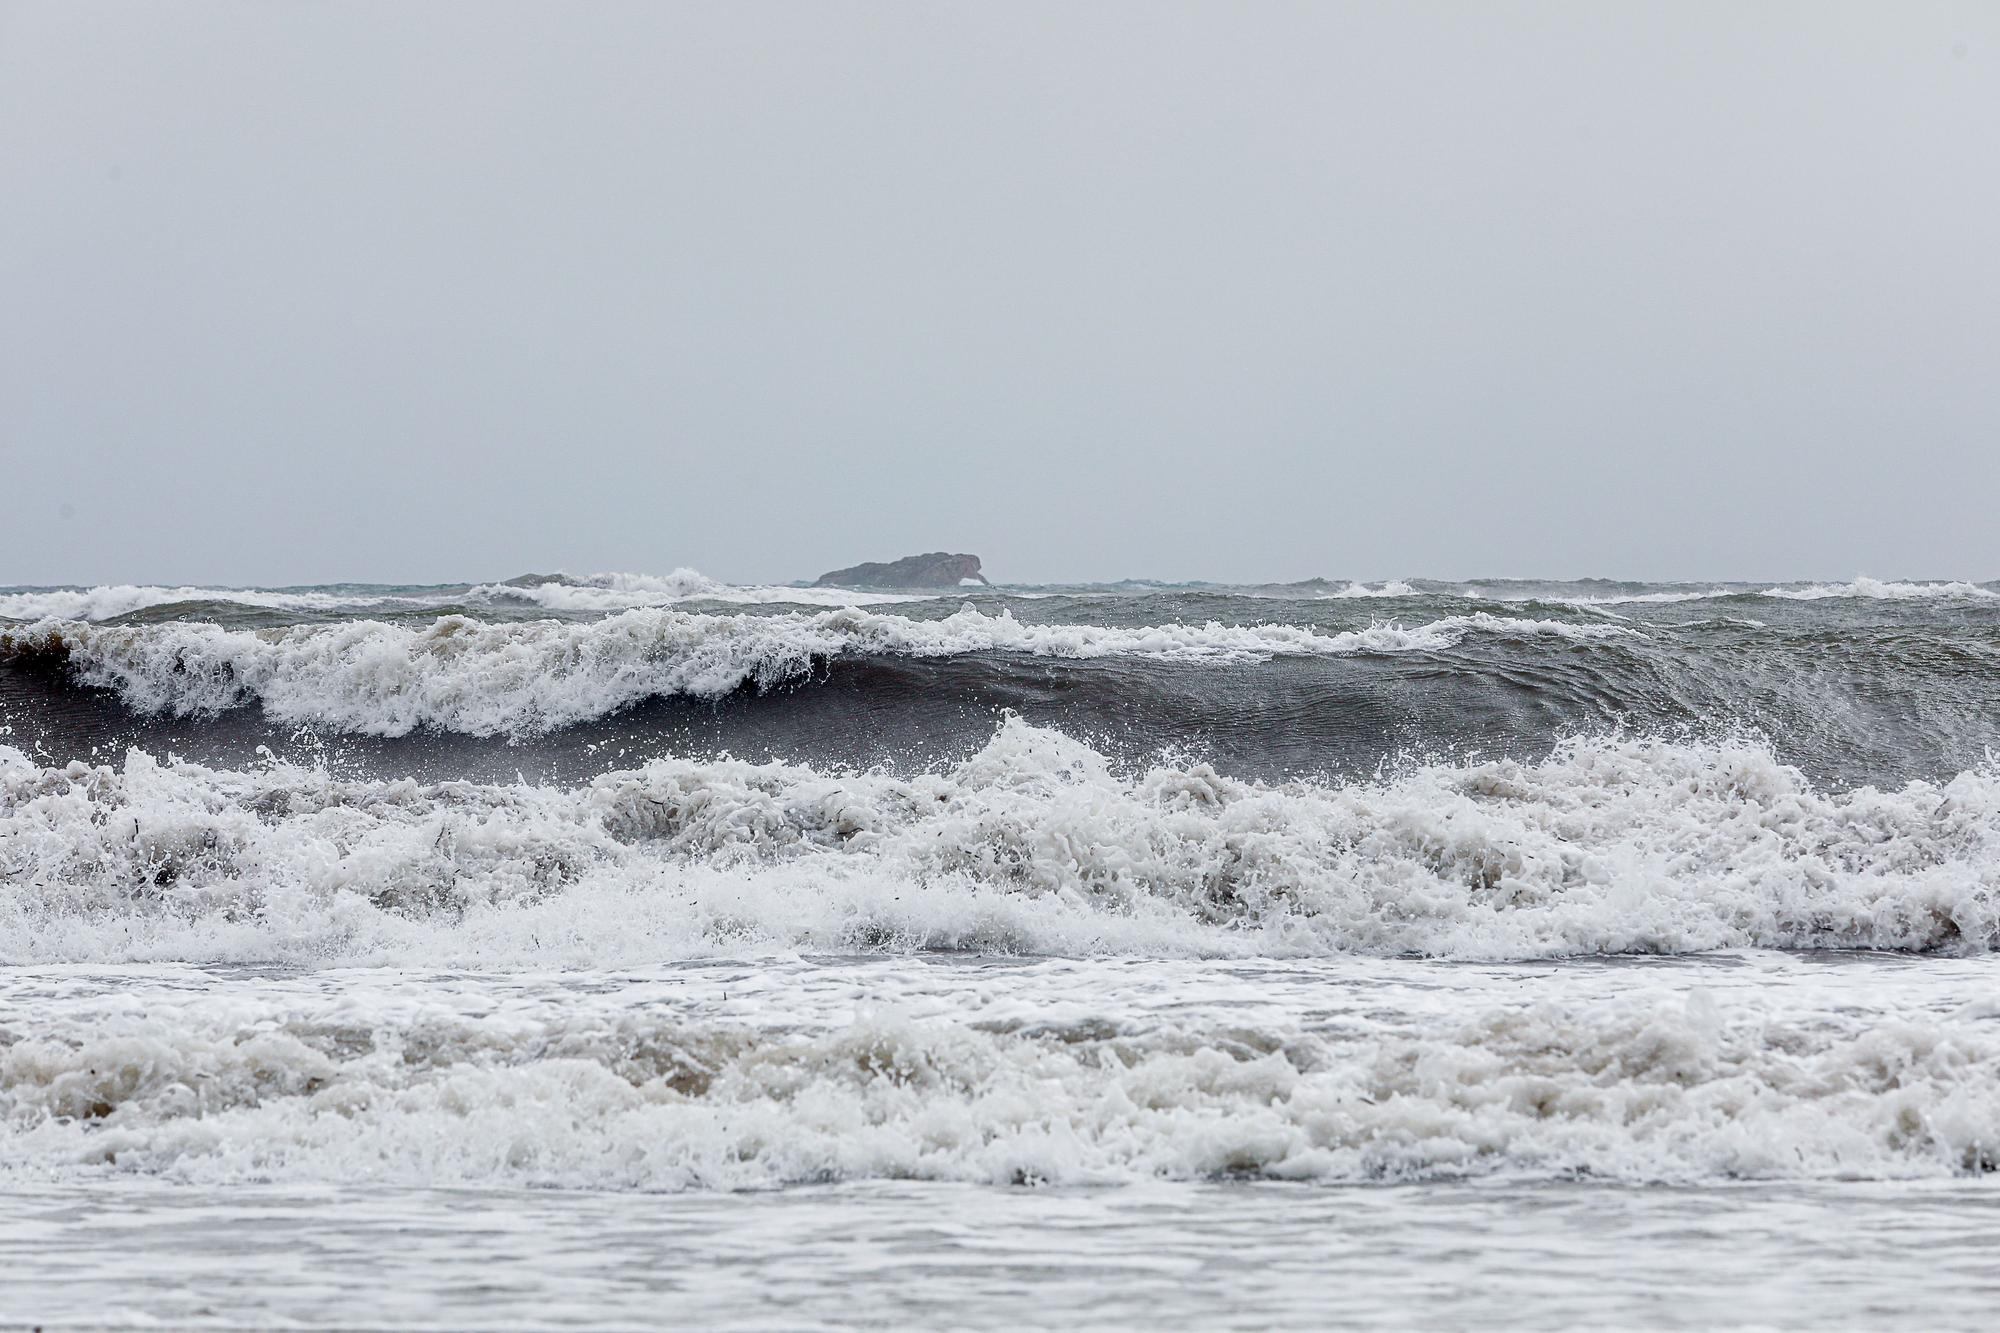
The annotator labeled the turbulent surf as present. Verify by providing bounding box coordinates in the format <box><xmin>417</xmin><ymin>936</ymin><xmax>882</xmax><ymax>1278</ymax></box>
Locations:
<box><xmin>4</xmin><ymin>570</ymin><xmax>1999</xmax><ymax>1200</ymax></box>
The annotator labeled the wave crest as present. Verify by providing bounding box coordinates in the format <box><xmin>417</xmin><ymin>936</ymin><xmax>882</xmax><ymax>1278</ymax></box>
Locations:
<box><xmin>0</xmin><ymin>585</ymin><xmax>428</xmax><ymax>622</ymax></box>
<box><xmin>1759</xmin><ymin>578</ymin><xmax>1999</xmax><ymax>602</ymax></box>
<box><xmin>0</xmin><ymin>569</ymin><xmax>934</xmax><ymax>624</ymax></box>
<box><xmin>2</xmin><ymin>607</ymin><xmax>1627</xmax><ymax>738</ymax></box>
<box><xmin>467</xmin><ymin>569</ymin><xmax>926</xmax><ymax>611</ymax></box>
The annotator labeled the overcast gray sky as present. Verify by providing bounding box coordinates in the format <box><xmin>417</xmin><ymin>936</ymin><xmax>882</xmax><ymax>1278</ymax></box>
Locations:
<box><xmin>2</xmin><ymin>2</ymin><xmax>1995</xmax><ymax>587</ymax></box>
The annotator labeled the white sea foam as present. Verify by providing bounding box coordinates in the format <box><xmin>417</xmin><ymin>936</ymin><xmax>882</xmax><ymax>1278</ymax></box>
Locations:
<box><xmin>0</xmin><ymin>570</ymin><xmax>929</xmax><ymax>624</ymax></box>
<box><xmin>1759</xmin><ymin>577</ymin><xmax>2000</xmax><ymax>602</ymax></box>
<box><xmin>7</xmin><ymin>720</ymin><xmax>1999</xmax><ymax>1194</ymax></box>
<box><xmin>1463</xmin><ymin>588</ymin><xmax>1737</xmax><ymax>608</ymax></box>
<box><xmin>468</xmin><ymin>569</ymin><xmax>926</xmax><ymax>610</ymax></box>
<box><xmin>8</xmin><ymin>606</ymin><xmax>1628</xmax><ymax>737</ymax></box>
<box><xmin>1556</xmin><ymin>589</ymin><xmax>1734</xmax><ymax>606</ymax></box>
<box><xmin>12</xmin><ymin>574</ymin><xmax>1993</xmax><ymax>625</ymax></box>
<box><xmin>1460</xmin><ymin>578</ymin><xmax>2000</xmax><ymax>606</ymax></box>
<box><xmin>0</xmin><ymin>585</ymin><xmax>426</xmax><ymax>622</ymax></box>
<box><xmin>2</xmin><ymin>719</ymin><xmax>1993</xmax><ymax>968</ymax></box>
<box><xmin>1316</xmin><ymin>580</ymin><xmax>1418</xmax><ymax>599</ymax></box>
<box><xmin>3</xmin><ymin>956</ymin><xmax>1995</xmax><ymax>1189</ymax></box>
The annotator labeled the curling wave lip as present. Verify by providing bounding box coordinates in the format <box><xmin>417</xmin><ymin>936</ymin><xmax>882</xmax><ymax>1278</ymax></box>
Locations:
<box><xmin>2</xmin><ymin>607</ymin><xmax>1630</xmax><ymax>738</ymax></box>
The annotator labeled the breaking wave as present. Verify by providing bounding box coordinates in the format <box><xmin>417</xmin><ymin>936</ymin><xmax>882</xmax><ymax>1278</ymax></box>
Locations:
<box><xmin>0</xmin><ymin>570</ymin><xmax>933</xmax><ymax>624</ymax></box>
<box><xmin>1314</xmin><ymin>580</ymin><xmax>1419</xmax><ymax>599</ymax></box>
<box><xmin>8</xmin><ymin>573</ymin><xmax>1994</xmax><ymax>630</ymax></box>
<box><xmin>0</xmin><ymin>585</ymin><xmax>431</xmax><ymax>622</ymax></box>
<box><xmin>1758</xmin><ymin>578</ymin><xmax>2000</xmax><ymax>602</ymax></box>
<box><xmin>1</xmin><ymin>607</ymin><xmax>1628</xmax><ymax>738</ymax></box>
<box><xmin>465</xmin><ymin>569</ymin><xmax>926</xmax><ymax>611</ymax></box>
<box><xmin>3</xmin><ymin>718</ymin><xmax>1994</xmax><ymax>967</ymax></box>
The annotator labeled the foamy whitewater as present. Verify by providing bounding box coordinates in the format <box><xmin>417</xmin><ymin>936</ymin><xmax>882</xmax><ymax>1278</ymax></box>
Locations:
<box><xmin>4</xmin><ymin>571</ymin><xmax>1999</xmax><ymax>1327</ymax></box>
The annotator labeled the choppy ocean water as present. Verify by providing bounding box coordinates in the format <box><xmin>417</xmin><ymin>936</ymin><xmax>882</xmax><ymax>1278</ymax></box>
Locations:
<box><xmin>3</xmin><ymin>571</ymin><xmax>1998</xmax><ymax>1327</ymax></box>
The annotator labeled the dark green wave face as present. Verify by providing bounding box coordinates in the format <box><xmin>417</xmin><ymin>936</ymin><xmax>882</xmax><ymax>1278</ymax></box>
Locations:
<box><xmin>4</xmin><ymin>574</ymin><xmax>1999</xmax><ymax>790</ymax></box>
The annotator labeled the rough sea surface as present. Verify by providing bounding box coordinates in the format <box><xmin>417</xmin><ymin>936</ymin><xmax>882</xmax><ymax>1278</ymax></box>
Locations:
<box><xmin>3</xmin><ymin>571</ymin><xmax>1998</xmax><ymax>1328</ymax></box>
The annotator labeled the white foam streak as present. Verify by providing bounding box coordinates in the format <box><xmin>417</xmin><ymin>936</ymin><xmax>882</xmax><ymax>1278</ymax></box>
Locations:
<box><xmin>14</xmin><ymin>607</ymin><xmax>1627</xmax><ymax>737</ymax></box>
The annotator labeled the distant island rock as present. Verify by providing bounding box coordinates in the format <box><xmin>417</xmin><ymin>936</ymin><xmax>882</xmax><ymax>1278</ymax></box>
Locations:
<box><xmin>815</xmin><ymin>552</ymin><xmax>990</xmax><ymax>589</ymax></box>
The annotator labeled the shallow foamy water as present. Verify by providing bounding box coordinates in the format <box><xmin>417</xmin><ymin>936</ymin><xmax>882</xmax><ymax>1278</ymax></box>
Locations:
<box><xmin>2</xmin><ymin>953</ymin><xmax>1997</xmax><ymax>1327</ymax></box>
<box><xmin>6</xmin><ymin>1177</ymin><xmax>1998</xmax><ymax>1330</ymax></box>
